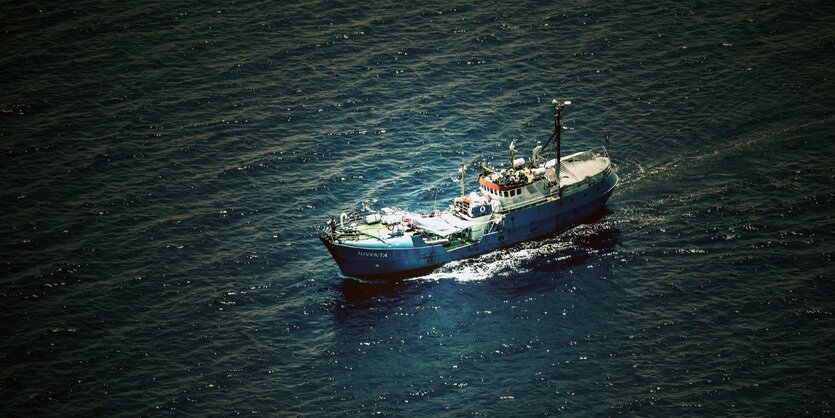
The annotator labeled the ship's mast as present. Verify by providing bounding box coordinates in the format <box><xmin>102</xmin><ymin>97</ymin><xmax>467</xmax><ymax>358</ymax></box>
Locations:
<box><xmin>551</xmin><ymin>99</ymin><xmax>570</xmax><ymax>193</ymax></box>
<box><xmin>460</xmin><ymin>164</ymin><xmax>465</xmax><ymax>198</ymax></box>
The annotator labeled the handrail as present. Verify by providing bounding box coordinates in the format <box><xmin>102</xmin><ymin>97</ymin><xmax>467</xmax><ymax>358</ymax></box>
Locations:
<box><xmin>562</xmin><ymin>146</ymin><xmax>609</xmax><ymax>162</ymax></box>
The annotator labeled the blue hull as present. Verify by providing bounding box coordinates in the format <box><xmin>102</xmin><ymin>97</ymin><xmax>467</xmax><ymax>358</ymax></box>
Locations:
<box><xmin>323</xmin><ymin>171</ymin><xmax>618</xmax><ymax>280</ymax></box>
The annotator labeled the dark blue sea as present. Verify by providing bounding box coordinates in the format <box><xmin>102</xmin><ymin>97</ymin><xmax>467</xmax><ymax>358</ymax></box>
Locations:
<box><xmin>2</xmin><ymin>0</ymin><xmax>834</xmax><ymax>415</ymax></box>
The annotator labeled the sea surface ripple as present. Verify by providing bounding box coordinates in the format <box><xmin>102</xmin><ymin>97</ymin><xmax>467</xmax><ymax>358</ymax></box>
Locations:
<box><xmin>1</xmin><ymin>0</ymin><xmax>834</xmax><ymax>415</ymax></box>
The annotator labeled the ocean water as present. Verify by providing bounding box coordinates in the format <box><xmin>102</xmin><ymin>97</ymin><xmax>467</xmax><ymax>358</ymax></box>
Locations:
<box><xmin>2</xmin><ymin>0</ymin><xmax>834</xmax><ymax>415</ymax></box>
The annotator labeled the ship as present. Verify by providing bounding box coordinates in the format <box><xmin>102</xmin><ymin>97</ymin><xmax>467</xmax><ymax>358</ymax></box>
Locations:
<box><xmin>320</xmin><ymin>100</ymin><xmax>618</xmax><ymax>279</ymax></box>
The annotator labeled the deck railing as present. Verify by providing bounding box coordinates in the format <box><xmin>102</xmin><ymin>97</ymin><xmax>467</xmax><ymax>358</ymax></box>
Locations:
<box><xmin>562</xmin><ymin>146</ymin><xmax>610</xmax><ymax>163</ymax></box>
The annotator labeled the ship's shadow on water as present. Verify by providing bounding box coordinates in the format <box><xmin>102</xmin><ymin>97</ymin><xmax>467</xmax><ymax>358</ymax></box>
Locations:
<box><xmin>334</xmin><ymin>278</ymin><xmax>413</xmax><ymax>306</ymax></box>
<box><xmin>518</xmin><ymin>207</ymin><xmax>622</xmax><ymax>272</ymax></box>
<box><xmin>329</xmin><ymin>277</ymin><xmax>434</xmax><ymax>322</ymax></box>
